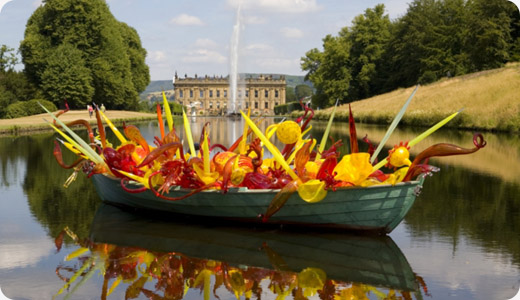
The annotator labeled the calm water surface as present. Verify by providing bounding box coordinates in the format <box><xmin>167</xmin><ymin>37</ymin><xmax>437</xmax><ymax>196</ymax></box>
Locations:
<box><xmin>0</xmin><ymin>117</ymin><xmax>519</xmax><ymax>300</ymax></box>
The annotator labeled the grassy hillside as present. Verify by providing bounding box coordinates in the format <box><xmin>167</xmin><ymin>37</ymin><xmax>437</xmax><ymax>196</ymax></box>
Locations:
<box><xmin>308</xmin><ymin>63</ymin><xmax>520</xmax><ymax>133</ymax></box>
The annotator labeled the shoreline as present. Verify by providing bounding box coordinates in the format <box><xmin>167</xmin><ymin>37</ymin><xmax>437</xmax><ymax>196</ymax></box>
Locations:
<box><xmin>0</xmin><ymin>110</ymin><xmax>157</xmax><ymax>136</ymax></box>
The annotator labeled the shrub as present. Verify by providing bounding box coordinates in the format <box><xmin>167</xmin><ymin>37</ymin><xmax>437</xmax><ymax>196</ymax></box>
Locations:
<box><xmin>288</xmin><ymin>102</ymin><xmax>303</xmax><ymax>112</ymax></box>
<box><xmin>274</xmin><ymin>103</ymin><xmax>288</xmax><ymax>115</ymax></box>
<box><xmin>5</xmin><ymin>99</ymin><xmax>57</xmax><ymax>118</ymax></box>
<box><xmin>170</xmin><ymin>102</ymin><xmax>184</xmax><ymax>115</ymax></box>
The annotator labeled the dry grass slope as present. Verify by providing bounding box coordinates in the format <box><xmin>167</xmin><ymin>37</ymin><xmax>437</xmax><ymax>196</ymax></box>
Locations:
<box><xmin>310</xmin><ymin>63</ymin><xmax>520</xmax><ymax>132</ymax></box>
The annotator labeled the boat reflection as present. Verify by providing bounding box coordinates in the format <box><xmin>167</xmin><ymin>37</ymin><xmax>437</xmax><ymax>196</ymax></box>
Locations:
<box><xmin>55</xmin><ymin>204</ymin><xmax>428</xmax><ymax>299</ymax></box>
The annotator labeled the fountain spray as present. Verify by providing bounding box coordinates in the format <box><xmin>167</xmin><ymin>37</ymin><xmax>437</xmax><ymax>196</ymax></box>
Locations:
<box><xmin>228</xmin><ymin>0</ymin><xmax>242</xmax><ymax>115</ymax></box>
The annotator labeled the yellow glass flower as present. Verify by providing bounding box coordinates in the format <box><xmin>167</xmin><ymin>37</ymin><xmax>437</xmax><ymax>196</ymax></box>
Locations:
<box><xmin>388</xmin><ymin>145</ymin><xmax>412</xmax><ymax>168</ymax></box>
<box><xmin>276</xmin><ymin>121</ymin><xmax>301</xmax><ymax>144</ymax></box>
<box><xmin>297</xmin><ymin>179</ymin><xmax>327</xmax><ymax>203</ymax></box>
<box><xmin>304</xmin><ymin>161</ymin><xmax>319</xmax><ymax>179</ymax></box>
<box><xmin>334</xmin><ymin>153</ymin><xmax>373</xmax><ymax>186</ymax></box>
<box><xmin>228</xmin><ymin>269</ymin><xmax>246</xmax><ymax>297</ymax></box>
<box><xmin>297</xmin><ymin>267</ymin><xmax>326</xmax><ymax>297</ymax></box>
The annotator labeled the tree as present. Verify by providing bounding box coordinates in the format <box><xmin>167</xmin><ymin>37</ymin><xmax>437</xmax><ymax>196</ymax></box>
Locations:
<box><xmin>384</xmin><ymin>0</ymin><xmax>448</xmax><ymax>87</ymax></box>
<box><xmin>466</xmin><ymin>0</ymin><xmax>515</xmax><ymax>70</ymax></box>
<box><xmin>0</xmin><ymin>45</ymin><xmax>41</xmax><ymax>117</ymax></box>
<box><xmin>295</xmin><ymin>84</ymin><xmax>313</xmax><ymax>100</ymax></box>
<box><xmin>346</xmin><ymin>4</ymin><xmax>391</xmax><ymax>99</ymax></box>
<box><xmin>301</xmin><ymin>5</ymin><xmax>390</xmax><ymax>107</ymax></box>
<box><xmin>286</xmin><ymin>86</ymin><xmax>297</xmax><ymax>102</ymax></box>
<box><xmin>382</xmin><ymin>0</ymin><xmax>516</xmax><ymax>89</ymax></box>
<box><xmin>508</xmin><ymin>2</ymin><xmax>520</xmax><ymax>61</ymax></box>
<box><xmin>0</xmin><ymin>45</ymin><xmax>18</xmax><ymax>72</ymax></box>
<box><xmin>301</xmin><ymin>32</ymin><xmax>351</xmax><ymax>108</ymax></box>
<box><xmin>39</xmin><ymin>44</ymin><xmax>94</xmax><ymax>108</ymax></box>
<box><xmin>0</xmin><ymin>85</ymin><xmax>14</xmax><ymax>117</ymax></box>
<box><xmin>119</xmin><ymin>23</ymin><xmax>150</xmax><ymax>94</ymax></box>
<box><xmin>20</xmin><ymin>0</ymin><xmax>150</xmax><ymax>109</ymax></box>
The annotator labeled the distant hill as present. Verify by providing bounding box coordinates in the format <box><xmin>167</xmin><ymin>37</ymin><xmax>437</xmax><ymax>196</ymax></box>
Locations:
<box><xmin>285</xmin><ymin>75</ymin><xmax>312</xmax><ymax>89</ymax></box>
<box><xmin>140</xmin><ymin>74</ymin><xmax>311</xmax><ymax>96</ymax></box>
<box><xmin>142</xmin><ymin>80</ymin><xmax>173</xmax><ymax>95</ymax></box>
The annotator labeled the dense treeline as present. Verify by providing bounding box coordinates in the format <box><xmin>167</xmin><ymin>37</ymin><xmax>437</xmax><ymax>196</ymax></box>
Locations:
<box><xmin>0</xmin><ymin>45</ymin><xmax>42</xmax><ymax>118</ymax></box>
<box><xmin>302</xmin><ymin>0</ymin><xmax>520</xmax><ymax>108</ymax></box>
<box><xmin>0</xmin><ymin>0</ymin><xmax>150</xmax><ymax>119</ymax></box>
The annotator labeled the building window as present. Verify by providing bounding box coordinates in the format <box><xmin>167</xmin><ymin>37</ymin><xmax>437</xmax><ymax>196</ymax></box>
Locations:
<box><xmin>275</xmin><ymin>102</ymin><xmax>278</xmax><ymax>106</ymax></box>
<box><xmin>217</xmin><ymin>102</ymin><xmax>220</xmax><ymax>109</ymax></box>
<box><xmin>245</xmin><ymin>102</ymin><xmax>249</xmax><ymax>108</ymax></box>
<box><xmin>275</xmin><ymin>90</ymin><xmax>279</xmax><ymax>97</ymax></box>
<box><xmin>254</xmin><ymin>90</ymin><xmax>258</xmax><ymax>98</ymax></box>
<box><xmin>200</xmin><ymin>90</ymin><xmax>204</xmax><ymax>98</ymax></box>
<box><xmin>209</xmin><ymin>90</ymin><xmax>213</xmax><ymax>98</ymax></box>
<box><xmin>190</xmin><ymin>90</ymin><xmax>193</xmax><ymax>98</ymax></box>
<box><xmin>246</xmin><ymin>90</ymin><xmax>249</xmax><ymax>97</ymax></box>
<box><xmin>265</xmin><ymin>90</ymin><xmax>268</xmax><ymax>98</ymax></box>
<box><xmin>217</xmin><ymin>90</ymin><xmax>220</xmax><ymax>98</ymax></box>
<box><xmin>238</xmin><ymin>90</ymin><xmax>241</xmax><ymax>98</ymax></box>
<box><xmin>254</xmin><ymin>102</ymin><xmax>258</xmax><ymax>109</ymax></box>
<box><xmin>264</xmin><ymin>102</ymin><xmax>268</xmax><ymax>109</ymax></box>
<box><xmin>179</xmin><ymin>90</ymin><xmax>183</xmax><ymax>98</ymax></box>
<box><xmin>209</xmin><ymin>102</ymin><xmax>213</xmax><ymax>109</ymax></box>
<box><xmin>224</xmin><ymin>90</ymin><xmax>227</xmax><ymax>98</ymax></box>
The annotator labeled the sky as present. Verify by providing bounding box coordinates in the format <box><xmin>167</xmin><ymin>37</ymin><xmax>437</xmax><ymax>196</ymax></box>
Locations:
<box><xmin>1</xmin><ymin>0</ymin><xmax>519</xmax><ymax>81</ymax></box>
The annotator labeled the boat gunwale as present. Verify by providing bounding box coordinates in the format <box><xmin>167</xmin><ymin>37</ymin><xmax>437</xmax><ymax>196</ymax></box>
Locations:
<box><xmin>104</xmin><ymin>173</ymin><xmax>423</xmax><ymax>194</ymax></box>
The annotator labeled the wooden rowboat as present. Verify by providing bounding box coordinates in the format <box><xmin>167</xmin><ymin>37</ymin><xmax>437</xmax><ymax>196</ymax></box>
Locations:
<box><xmin>91</xmin><ymin>173</ymin><xmax>426</xmax><ymax>234</ymax></box>
<box><xmin>89</xmin><ymin>204</ymin><xmax>420</xmax><ymax>293</ymax></box>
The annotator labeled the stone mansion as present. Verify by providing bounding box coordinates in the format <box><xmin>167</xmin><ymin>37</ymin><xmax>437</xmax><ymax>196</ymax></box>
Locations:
<box><xmin>173</xmin><ymin>73</ymin><xmax>286</xmax><ymax>115</ymax></box>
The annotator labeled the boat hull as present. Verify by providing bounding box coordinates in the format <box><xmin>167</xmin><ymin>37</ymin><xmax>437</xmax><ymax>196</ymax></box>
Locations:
<box><xmin>91</xmin><ymin>174</ymin><xmax>424</xmax><ymax>233</ymax></box>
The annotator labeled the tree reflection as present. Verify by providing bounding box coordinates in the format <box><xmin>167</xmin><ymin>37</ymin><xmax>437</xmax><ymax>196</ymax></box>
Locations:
<box><xmin>405</xmin><ymin>164</ymin><xmax>520</xmax><ymax>266</ymax></box>
<box><xmin>0</xmin><ymin>133</ymin><xmax>100</xmax><ymax>240</ymax></box>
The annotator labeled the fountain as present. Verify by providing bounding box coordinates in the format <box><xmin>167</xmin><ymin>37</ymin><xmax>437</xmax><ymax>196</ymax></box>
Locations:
<box><xmin>228</xmin><ymin>1</ymin><xmax>242</xmax><ymax>115</ymax></box>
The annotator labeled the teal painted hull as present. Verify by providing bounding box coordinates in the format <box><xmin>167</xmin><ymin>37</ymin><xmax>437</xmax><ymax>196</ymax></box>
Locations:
<box><xmin>91</xmin><ymin>174</ymin><xmax>425</xmax><ymax>233</ymax></box>
<box><xmin>90</xmin><ymin>204</ymin><xmax>419</xmax><ymax>292</ymax></box>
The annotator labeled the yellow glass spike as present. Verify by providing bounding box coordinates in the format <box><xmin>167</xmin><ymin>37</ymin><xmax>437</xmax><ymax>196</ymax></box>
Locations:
<box><xmin>98</xmin><ymin>109</ymin><xmax>127</xmax><ymax>143</ymax></box>
<box><xmin>116</xmin><ymin>169</ymin><xmax>150</xmax><ymax>189</ymax></box>
<box><xmin>162</xmin><ymin>91</ymin><xmax>174</xmax><ymax>132</ymax></box>
<box><xmin>240</xmin><ymin>111</ymin><xmax>300</xmax><ymax>182</ymax></box>
<box><xmin>239</xmin><ymin>108</ymin><xmax>250</xmax><ymax>154</ymax></box>
<box><xmin>372</xmin><ymin>110</ymin><xmax>461</xmax><ymax>172</ymax></box>
<box><xmin>49</xmin><ymin>123</ymin><xmax>98</xmax><ymax>163</ymax></box>
<box><xmin>182</xmin><ymin>109</ymin><xmax>197</xmax><ymax>157</ymax></box>
<box><xmin>316</xmin><ymin>102</ymin><xmax>337</xmax><ymax>161</ymax></box>
<box><xmin>203</xmin><ymin>131</ymin><xmax>210</xmax><ymax>173</ymax></box>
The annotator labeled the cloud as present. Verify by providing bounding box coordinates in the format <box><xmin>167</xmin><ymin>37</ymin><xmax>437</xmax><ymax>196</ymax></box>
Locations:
<box><xmin>182</xmin><ymin>49</ymin><xmax>226</xmax><ymax>64</ymax></box>
<box><xmin>194</xmin><ymin>38</ymin><xmax>218</xmax><ymax>48</ymax></box>
<box><xmin>244</xmin><ymin>43</ymin><xmax>274</xmax><ymax>53</ymax></box>
<box><xmin>170</xmin><ymin>13</ymin><xmax>204</xmax><ymax>26</ymax></box>
<box><xmin>243</xmin><ymin>15</ymin><xmax>266</xmax><ymax>24</ymax></box>
<box><xmin>0</xmin><ymin>238</ymin><xmax>53</xmax><ymax>270</ymax></box>
<box><xmin>148</xmin><ymin>50</ymin><xmax>167</xmax><ymax>63</ymax></box>
<box><xmin>0</xmin><ymin>0</ymin><xmax>13</xmax><ymax>12</ymax></box>
<box><xmin>227</xmin><ymin>0</ymin><xmax>321</xmax><ymax>14</ymax></box>
<box><xmin>281</xmin><ymin>27</ymin><xmax>303</xmax><ymax>38</ymax></box>
<box><xmin>253</xmin><ymin>57</ymin><xmax>300</xmax><ymax>71</ymax></box>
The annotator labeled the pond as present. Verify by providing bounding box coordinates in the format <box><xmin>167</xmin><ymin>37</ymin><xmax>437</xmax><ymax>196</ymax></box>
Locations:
<box><xmin>0</xmin><ymin>117</ymin><xmax>519</xmax><ymax>300</ymax></box>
